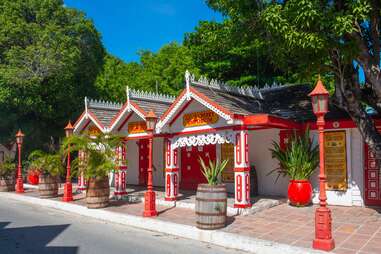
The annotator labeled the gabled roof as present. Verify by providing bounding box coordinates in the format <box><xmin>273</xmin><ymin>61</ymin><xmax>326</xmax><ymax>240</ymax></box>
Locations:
<box><xmin>73</xmin><ymin>98</ymin><xmax>122</xmax><ymax>134</ymax></box>
<box><xmin>156</xmin><ymin>71</ymin><xmax>349</xmax><ymax>131</ymax></box>
<box><xmin>109</xmin><ymin>88</ymin><xmax>175</xmax><ymax>131</ymax></box>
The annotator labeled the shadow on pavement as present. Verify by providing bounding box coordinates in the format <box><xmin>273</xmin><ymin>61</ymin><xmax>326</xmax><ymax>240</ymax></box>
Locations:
<box><xmin>0</xmin><ymin>222</ymin><xmax>78</xmax><ymax>254</ymax></box>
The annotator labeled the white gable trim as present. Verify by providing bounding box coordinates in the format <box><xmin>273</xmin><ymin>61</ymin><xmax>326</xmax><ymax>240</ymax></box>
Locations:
<box><xmin>156</xmin><ymin>89</ymin><xmax>233</xmax><ymax>133</ymax></box>
<box><xmin>109</xmin><ymin>104</ymin><xmax>146</xmax><ymax>132</ymax></box>
<box><xmin>73</xmin><ymin>112</ymin><xmax>106</xmax><ymax>134</ymax></box>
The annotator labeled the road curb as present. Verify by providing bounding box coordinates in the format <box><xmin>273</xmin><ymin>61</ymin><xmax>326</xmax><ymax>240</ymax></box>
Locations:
<box><xmin>1</xmin><ymin>192</ymin><xmax>322</xmax><ymax>254</ymax></box>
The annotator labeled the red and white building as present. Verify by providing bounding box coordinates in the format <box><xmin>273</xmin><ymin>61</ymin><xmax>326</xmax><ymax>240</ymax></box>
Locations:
<box><xmin>73</xmin><ymin>71</ymin><xmax>381</xmax><ymax>208</ymax></box>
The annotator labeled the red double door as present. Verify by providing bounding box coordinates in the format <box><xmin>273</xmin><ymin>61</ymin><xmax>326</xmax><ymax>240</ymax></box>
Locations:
<box><xmin>364</xmin><ymin>144</ymin><xmax>381</xmax><ymax>206</ymax></box>
<box><xmin>139</xmin><ymin>139</ymin><xmax>149</xmax><ymax>186</ymax></box>
<box><xmin>180</xmin><ymin>144</ymin><xmax>216</xmax><ymax>190</ymax></box>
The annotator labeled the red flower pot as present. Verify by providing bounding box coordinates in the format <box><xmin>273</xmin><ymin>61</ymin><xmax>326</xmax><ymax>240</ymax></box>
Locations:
<box><xmin>288</xmin><ymin>180</ymin><xmax>312</xmax><ymax>206</ymax></box>
<box><xmin>27</xmin><ymin>170</ymin><xmax>40</xmax><ymax>185</ymax></box>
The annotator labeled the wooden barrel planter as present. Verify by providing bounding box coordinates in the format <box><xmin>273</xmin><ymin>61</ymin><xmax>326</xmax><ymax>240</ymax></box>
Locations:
<box><xmin>0</xmin><ymin>177</ymin><xmax>15</xmax><ymax>192</ymax></box>
<box><xmin>195</xmin><ymin>184</ymin><xmax>227</xmax><ymax>230</ymax></box>
<box><xmin>86</xmin><ymin>176</ymin><xmax>110</xmax><ymax>209</ymax></box>
<box><xmin>38</xmin><ymin>174</ymin><xmax>58</xmax><ymax>198</ymax></box>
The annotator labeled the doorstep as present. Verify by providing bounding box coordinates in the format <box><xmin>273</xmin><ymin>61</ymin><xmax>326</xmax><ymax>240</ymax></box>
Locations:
<box><xmin>0</xmin><ymin>190</ymin><xmax>321</xmax><ymax>254</ymax></box>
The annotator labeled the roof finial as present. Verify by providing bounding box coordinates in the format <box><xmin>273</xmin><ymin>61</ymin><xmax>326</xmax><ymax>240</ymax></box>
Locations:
<box><xmin>185</xmin><ymin>70</ymin><xmax>191</xmax><ymax>101</ymax></box>
<box><xmin>126</xmin><ymin>86</ymin><xmax>130</xmax><ymax>109</ymax></box>
<box><xmin>84</xmin><ymin>97</ymin><xmax>88</xmax><ymax>119</ymax></box>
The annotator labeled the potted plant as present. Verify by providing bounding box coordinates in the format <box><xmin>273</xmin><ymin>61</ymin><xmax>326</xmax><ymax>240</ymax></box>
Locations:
<box><xmin>62</xmin><ymin>133</ymin><xmax>122</xmax><ymax>209</ymax></box>
<box><xmin>0</xmin><ymin>156</ymin><xmax>16</xmax><ymax>192</ymax></box>
<box><xmin>195</xmin><ymin>157</ymin><xmax>229</xmax><ymax>230</ymax></box>
<box><xmin>269</xmin><ymin>128</ymin><xmax>319</xmax><ymax>206</ymax></box>
<box><xmin>27</xmin><ymin>168</ymin><xmax>40</xmax><ymax>185</ymax></box>
<box><xmin>28</xmin><ymin>150</ymin><xmax>64</xmax><ymax>198</ymax></box>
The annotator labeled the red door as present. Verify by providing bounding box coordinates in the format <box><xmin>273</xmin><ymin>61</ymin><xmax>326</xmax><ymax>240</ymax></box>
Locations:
<box><xmin>181</xmin><ymin>144</ymin><xmax>216</xmax><ymax>190</ymax></box>
<box><xmin>139</xmin><ymin>139</ymin><xmax>149</xmax><ymax>186</ymax></box>
<box><xmin>364</xmin><ymin>144</ymin><xmax>381</xmax><ymax>206</ymax></box>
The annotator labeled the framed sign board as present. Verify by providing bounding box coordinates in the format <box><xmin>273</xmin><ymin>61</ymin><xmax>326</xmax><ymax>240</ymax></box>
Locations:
<box><xmin>221</xmin><ymin>143</ymin><xmax>234</xmax><ymax>182</ymax></box>
<box><xmin>324</xmin><ymin>131</ymin><xmax>347</xmax><ymax>190</ymax></box>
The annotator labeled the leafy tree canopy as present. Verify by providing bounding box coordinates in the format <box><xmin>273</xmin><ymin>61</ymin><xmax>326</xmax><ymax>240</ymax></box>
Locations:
<box><xmin>0</xmin><ymin>0</ymin><xmax>104</xmax><ymax>153</ymax></box>
<box><xmin>95</xmin><ymin>42</ymin><xmax>199</xmax><ymax>101</ymax></box>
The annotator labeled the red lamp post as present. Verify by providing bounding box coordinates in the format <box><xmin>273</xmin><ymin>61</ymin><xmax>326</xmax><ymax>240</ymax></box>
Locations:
<box><xmin>15</xmin><ymin>130</ymin><xmax>25</xmax><ymax>193</ymax></box>
<box><xmin>143</xmin><ymin>110</ymin><xmax>158</xmax><ymax>217</ymax></box>
<box><xmin>63</xmin><ymin>121</ymin><xmax>74</xmax><ymax>202</ymax></box>
<box><xmin>309</xmin><ymin>78</ymin><xmax>335</xmax><ymax>251</ymax></box>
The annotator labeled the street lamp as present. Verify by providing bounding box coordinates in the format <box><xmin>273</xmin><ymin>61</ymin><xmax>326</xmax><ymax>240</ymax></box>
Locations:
<box><xmin>63</xmin><ymin>121</ymin><xmax>74</xmax><ymax>202</ymax></box>
<box><xmin>143</xmin><ymin>110</ymin><xmax>158</xmax><ymax>217</ymax></box>
<box><xmin>309</xmin><ymin>78</ymin><xmax>335</xmax><ymax>251</ymax></box>
<box><xmin>15</xmin><ymin>129</ymin><xmax>25</xmax><ymax>193</ymax></box>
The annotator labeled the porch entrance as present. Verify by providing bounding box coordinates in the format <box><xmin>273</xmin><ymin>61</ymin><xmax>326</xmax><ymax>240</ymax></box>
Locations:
<box><xmin>364</xmin><ymin>144</ymin><xmax>381</xmax><ymax>206</ymax></box>
<box><xmin>180</xmin><ymin>144</ymin><xmax>216</xmax><ymax>190</ymax></box>
<box><xmin>139</xmin><ymin>139</ymin><xmax>149</xmax><ymax>186</ymax></box>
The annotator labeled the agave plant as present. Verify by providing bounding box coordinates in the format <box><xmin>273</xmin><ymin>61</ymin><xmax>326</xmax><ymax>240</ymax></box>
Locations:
<box><xmin>269</xmin><ymin>128</ymin><xmax>319</xmax><ymax>182</ymax></box>
<box><xmin>60</xmin><ymin>133</ymin><xmax>122</xmax><ymax>179</ymax></box>
<box><xmin>199</xmin><ymin>157</ymin><xmax>229</xmax><ymax>185</ymax></box>
<box><xmin>28</xmin><ymin>150</ymin><xmax>64</xmax><ymax>177</ymax></box>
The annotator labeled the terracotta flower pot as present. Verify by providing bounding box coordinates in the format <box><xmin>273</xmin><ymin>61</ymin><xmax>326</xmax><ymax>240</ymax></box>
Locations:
<box><xmin>288</xmin><ymin>180</ymin><xmax>312</xmax><ymax>206</ymax></box>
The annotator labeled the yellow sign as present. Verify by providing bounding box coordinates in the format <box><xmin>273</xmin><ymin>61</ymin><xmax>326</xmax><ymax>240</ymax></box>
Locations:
<box><xmin>128</xmin><ymin>121</ymin><xmax>147</xmax><ymax>134</ymax></box>
<box><xmin>324</xmin><ymin>131</ymin><xmax>347</xmax><ymax>190</ymax></box>
<box><xmin>221</xmin><ymin>143</ymin><xmax>234</xmax><ymax>182</ymax></box>
<box><xmin>88</xmin><ymin>126</ymin><xmax>101</xmax><ymax>136</ymax></box>
<box><xmin>183</xmin><ymin>110</ymin><xmax>219</xmax><ymax>127</ymax></box>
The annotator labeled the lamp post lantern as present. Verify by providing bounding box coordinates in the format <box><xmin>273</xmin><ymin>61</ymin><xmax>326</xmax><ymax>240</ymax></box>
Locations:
<box><xmin>143</xmin><ymin>110</ymin><xmax>158</xmax><ymax>217</ymax></box>
<box><xmin>309</xmin><ymin>78</ymin><xmax>335</xmax><ymax>251</ymax></box>
<box><xmin>15</xmin><ymin>129</ymin><xmax>25</xmax><ymax>193</ymax></box>
<box><xmin>63</xmin><ymin>121</ymin><xmax>74</xmax><ymax>202</ymax></box>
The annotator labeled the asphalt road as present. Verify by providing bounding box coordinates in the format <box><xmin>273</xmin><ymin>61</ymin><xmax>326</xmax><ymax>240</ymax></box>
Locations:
<box><xmin>0</xmin><ymin>197</ymin><xmax>244</xmax><ymax>254</ymax></box>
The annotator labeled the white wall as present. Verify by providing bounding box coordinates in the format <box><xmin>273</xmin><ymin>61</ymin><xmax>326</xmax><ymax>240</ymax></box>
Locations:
<box><xmin>127</xmin><ymin>139</ymin><xmax>139</xmax><ymax>185</ymax></box>
<box><xmin>249</xmin><ymin>129</ymin><xmax>288</xmax><ymax>197</ymax></box>
<box><xmin>153</xmin><ymin>137</ymin><xmax>165</xmax><ymax>187</ymax></box>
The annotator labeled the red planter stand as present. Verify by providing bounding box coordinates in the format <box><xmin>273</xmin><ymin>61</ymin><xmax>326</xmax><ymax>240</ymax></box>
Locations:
<box><xmin>288</xmin><ymin>180</ymin><xmax>312</xmax><ymax>206</ymax></box>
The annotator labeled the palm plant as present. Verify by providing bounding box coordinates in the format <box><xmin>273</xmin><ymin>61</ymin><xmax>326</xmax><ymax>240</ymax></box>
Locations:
<box><xmin>0</xmin><ymin>156</ymin><xmax>16</xmax><ymax>178</ymax></box>
<box><xmin>28</xmin><ymin>150</ymin><xmax>64</xmax><ymax>177</ymax></box>
<box><xmin>199</xmin><ymin>157</ymin><xmax>229</xmax><ymax>185</ymax></box>
<box><xmin>60</xmin><ymin>133</ymin><xmax>122</xmax><ymax>179</ymax></box>
<box><xmin>269</xmin><ymin>128</ymin><xmax>319</xmax><ymax>181</ymax></box>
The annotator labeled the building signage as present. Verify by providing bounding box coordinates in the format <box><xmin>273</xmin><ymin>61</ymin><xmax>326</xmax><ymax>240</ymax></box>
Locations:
<box><xmin>88</xmin><ymin>126</ymin><xmax>101</xmax><ymax>136</ymax></box>
<box><xmin>324</xmin><ymin>131</ymin><xmax>347</xmax><ymax>190</ymax></box>
<box><xmin>183</xmin><ymin>110</ymin><xmax>219</xmax><ymax>127</ymax></box>
<box><xmin>221</xmin><ymin>143</ymin><xmax>234</xmax><ymax>182</ymax></box>
<box><xmin>128</xmin><ymin>121</ymin><xmax>147</xmax><ymax>134</ymax></box>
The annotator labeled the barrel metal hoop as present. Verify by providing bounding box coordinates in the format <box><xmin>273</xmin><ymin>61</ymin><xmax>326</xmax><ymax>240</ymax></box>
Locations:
<box><xmin>195</xmin><ymin>211</ymin><xmax>226</xmax><ymax>216</ymax></box>
<box><xmin>196</xmin><ymin>221</ymin><xmax>225</xmax><ymax>226</ymax></box>
<box><xmin>195</xmin><ymin>197</ymin><xmax>227</xmax><ymax>202</ymax></box>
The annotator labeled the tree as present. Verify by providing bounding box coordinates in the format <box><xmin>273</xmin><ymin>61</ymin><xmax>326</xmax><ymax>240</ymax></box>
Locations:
<box><xmin>0</xmin><ymin>0</ymin><xmax>104</xmax><ymax>153</ymax></box>
<box><xmin>95</xmin><ymin>43</ymin><xmax>199</xmax><ymax>100</ymax></box>
<box><xmin>184</xmin><ymin>18</ymin><xmax>286</xmax><ymax>87</ymax></box>
<box><xmin>207</xmin><ymin>0</ymin><xmax>381</xmax><ymax>157</ymax></box>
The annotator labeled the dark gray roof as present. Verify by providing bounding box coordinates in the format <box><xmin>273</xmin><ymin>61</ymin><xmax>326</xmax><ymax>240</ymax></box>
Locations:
<box><xmin>131</xmin><ymin>98</ymin><xmax>172</xmax><ymax>118</ymax></box>
<box><xmin>89</xmin><ymin>107</ymin><xmax>120</xmax><ymax>128</ymax></box>
<box><xmin>192</xmin><ymin>83</ymin><xmax>348</xmax><ymax>122</ymax></box>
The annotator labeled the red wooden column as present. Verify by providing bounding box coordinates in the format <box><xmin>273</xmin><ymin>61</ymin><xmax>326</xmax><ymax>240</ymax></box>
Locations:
<box><xmin>114</xmin><ymin>141</ymin><xmax>127</xmax><ymax>199</ymax></box>
<box><xmin>77</xmin><ymin>150</ymin><xmax>87</xmax><ymax>192</ymax></box>
<box><xmin>234</xmin><ymin>128</ymin><xmax>252</xmax><ymax>208</ymax></box>
<box><xmin>164</xmin><ymin>138</ymin><xmax>179</xmax><ymax>201</ymax></box>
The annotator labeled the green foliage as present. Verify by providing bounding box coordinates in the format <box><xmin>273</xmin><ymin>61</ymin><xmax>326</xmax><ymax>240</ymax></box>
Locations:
<box><xmin>28</xmin><ymin>150</ymin><xmax>64</xmax><ymax>176</ymax></box>
<box><xmin>199</xmin><ymin>157</ymin><xmax>228</xmax><ymax>185</ymax></box>
<box><xmin>0</xmin><ymin>156</ymin><xmax>16</xmax><ymax>178</ymax></box>
<box><xmin>0</xmin><ymin>0</ymin><xmax>105</xmax><ymax>154</ymax></box>
<box><xmin>269</xmin><ymin>128</ymin><xmax>319</xmax><ymax>181</ymax></box>
<box><xmin>95</xmin><ymin>43</ymin><xmax>199</xmax><ymax>100</ymax></box>
<box><xmin>61</xmin><ymin>133</ymin><xmax>122</xmax><ymax>179</ymax></box>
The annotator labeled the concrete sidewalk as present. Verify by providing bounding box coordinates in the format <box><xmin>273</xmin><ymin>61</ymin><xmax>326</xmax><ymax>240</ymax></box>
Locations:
<box><xmin>0</xmin><ymin>190</ymin><xmax>320</xmax><ymax>254</ymax></box>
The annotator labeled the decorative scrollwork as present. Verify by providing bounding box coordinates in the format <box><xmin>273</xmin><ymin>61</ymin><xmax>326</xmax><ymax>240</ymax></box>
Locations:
<box><xmin>172</xmin><ymin>132</ymin><xmax>234</xmax><ymax>148</ymax></box>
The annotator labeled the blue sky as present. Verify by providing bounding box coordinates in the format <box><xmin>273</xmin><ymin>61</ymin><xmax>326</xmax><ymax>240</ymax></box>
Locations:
<box><xmin>64</xmin><ymin>0</ymin><xmax>222</xmax><ymax>62</ymax></box>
